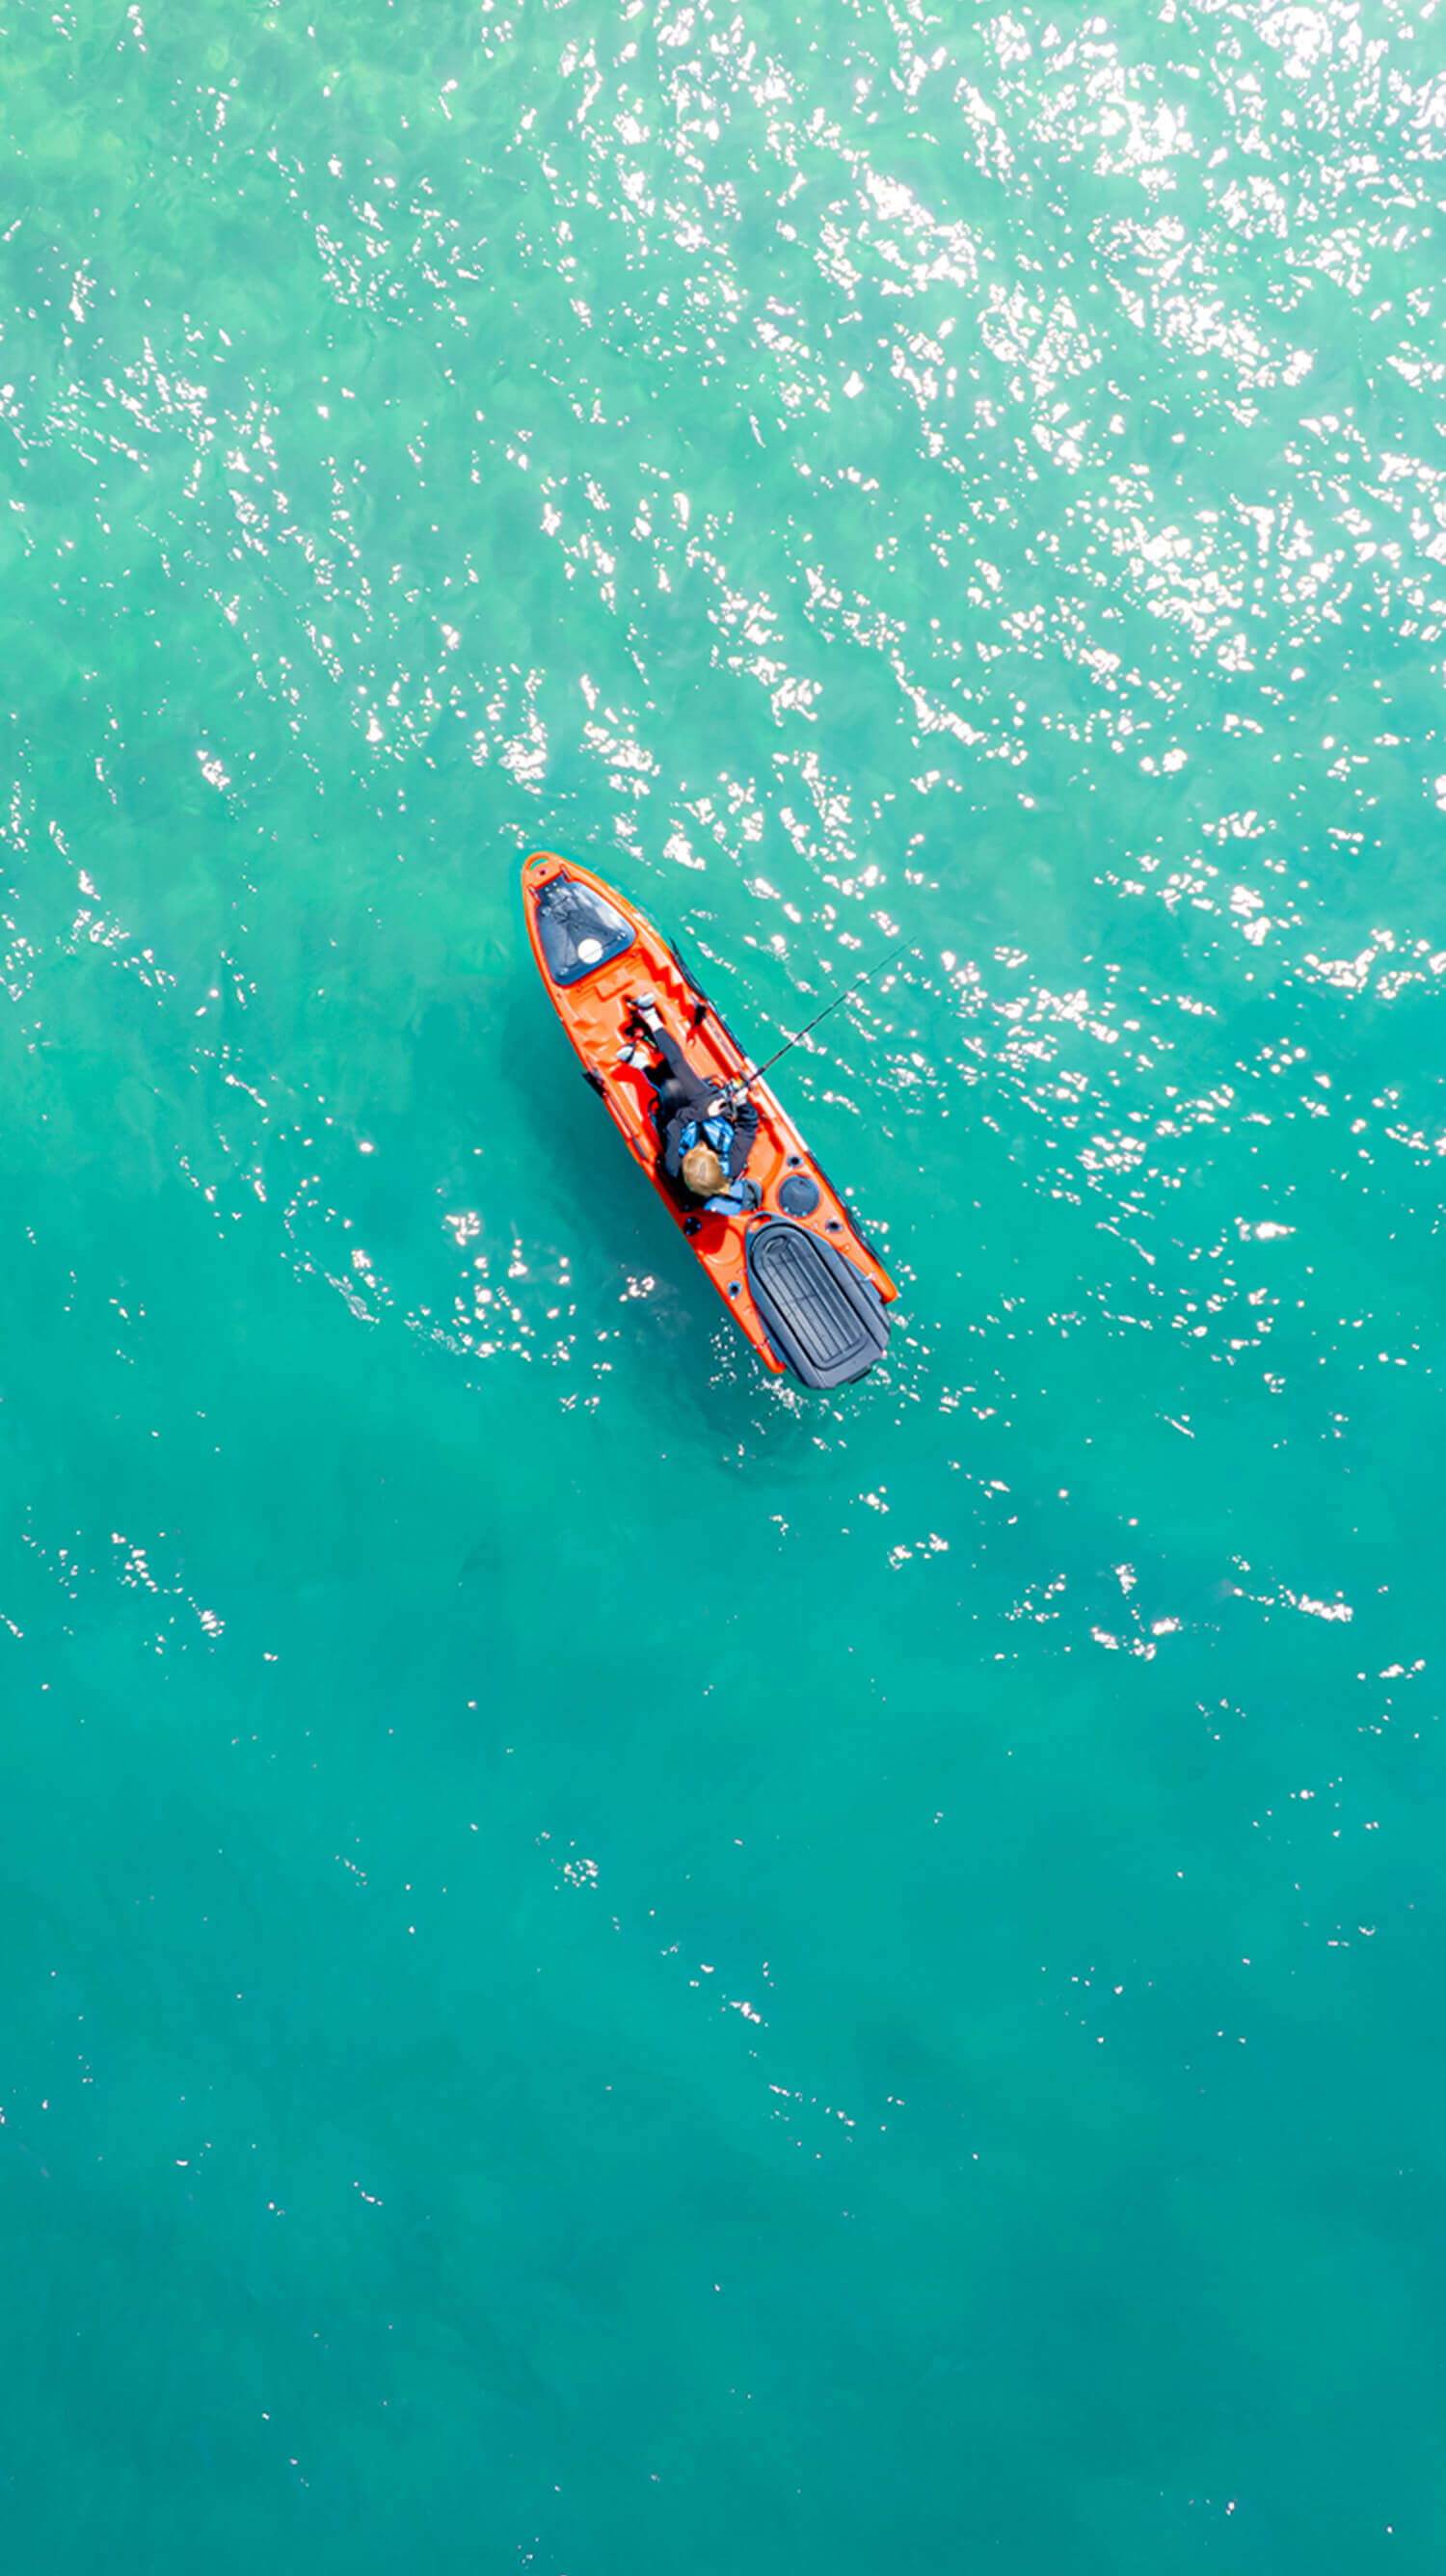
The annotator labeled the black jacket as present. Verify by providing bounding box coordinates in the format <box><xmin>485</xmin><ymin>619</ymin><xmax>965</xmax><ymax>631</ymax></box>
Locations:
<box><xmin>648</xmin><ymin>1026</ymin><xmax>760</xmax><ymax>1181</ymax></box>
<box><xmin>662</xmin><ymin>1093</ymin><xmax>760</xmax><ymax>1183</ymax></box>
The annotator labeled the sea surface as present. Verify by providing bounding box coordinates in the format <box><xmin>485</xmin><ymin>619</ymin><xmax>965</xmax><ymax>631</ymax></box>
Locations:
<box><xmin>3</xmin><ymin>4</ymin><xmax>1444</xmax><ymax>2568</ymax></box>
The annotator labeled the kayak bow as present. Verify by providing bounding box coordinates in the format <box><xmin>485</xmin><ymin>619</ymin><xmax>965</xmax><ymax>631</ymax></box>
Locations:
<box><xmin>522</xmin><ymin>850</ymin><xmax>897</xmax><ymax>1388</ymax></box>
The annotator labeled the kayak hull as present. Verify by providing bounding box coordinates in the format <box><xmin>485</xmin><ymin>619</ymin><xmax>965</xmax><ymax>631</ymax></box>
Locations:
<box><xmin>521</xmin><ymin>850</ymin><xmax>897</xmax><ymax>1384</ymax></box>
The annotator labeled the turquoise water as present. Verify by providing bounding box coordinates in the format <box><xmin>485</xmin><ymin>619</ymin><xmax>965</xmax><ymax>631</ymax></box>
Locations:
<box><xmin>3</xmin><ymin>1</ymin><xmax>1445</xmax><ymax>2565</ymax></box>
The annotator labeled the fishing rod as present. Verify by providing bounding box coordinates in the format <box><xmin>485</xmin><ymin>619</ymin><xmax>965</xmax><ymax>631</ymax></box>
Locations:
<box><xmin>741</xmin><ymin>935</ymin><xmax>915</xmax><ymax>1089</ymax></box>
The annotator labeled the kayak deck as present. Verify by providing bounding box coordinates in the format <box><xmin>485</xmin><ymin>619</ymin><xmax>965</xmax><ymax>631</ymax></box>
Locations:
<box><xmin>522</xmin><ymin>849</ymin><xmax>897</xmax><ymax>1384</ymax></box>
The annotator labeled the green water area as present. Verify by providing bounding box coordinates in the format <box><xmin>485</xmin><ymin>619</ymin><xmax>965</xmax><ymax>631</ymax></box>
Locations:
<box><xmin>3</xmin><ymin>5</ymin><xmax>1444</xmax><ymax>2569</ymax></box>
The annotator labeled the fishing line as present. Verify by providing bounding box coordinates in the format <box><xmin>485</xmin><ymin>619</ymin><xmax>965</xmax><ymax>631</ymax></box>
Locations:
<box><xmin>743</xmin><ymin>936</ymin><xmax>915</xmax><ymax>1087</ymax></box>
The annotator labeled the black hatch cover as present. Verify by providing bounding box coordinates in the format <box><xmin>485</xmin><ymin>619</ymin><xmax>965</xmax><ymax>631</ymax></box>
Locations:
<box><xmin>744</xmin><ymin>1220</ymin><xmax>889</xmax><ymax>1389</ymax></box>
<box><xmin>534</xmin><ymin>875</ymin><xmax>635</xmax><ymax>986</ymax></box>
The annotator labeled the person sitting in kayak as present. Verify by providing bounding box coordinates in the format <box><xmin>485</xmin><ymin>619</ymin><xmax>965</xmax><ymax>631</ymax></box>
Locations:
<box><xmin>621</xmin><ymin>994</ymin><xmax>761</xmax><ymax>1207</ymax></box>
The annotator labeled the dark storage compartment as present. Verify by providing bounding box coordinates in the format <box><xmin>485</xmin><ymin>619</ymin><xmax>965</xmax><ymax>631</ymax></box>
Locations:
<box><xmin>745</xmin><ymin>1220</ymin><xmax>890</xmax><ymax>1389</ymax></box>
<box><xmin>534</xmin><ymin>875</ymin><xmax>635</xmax><ymax>986</ymax></box>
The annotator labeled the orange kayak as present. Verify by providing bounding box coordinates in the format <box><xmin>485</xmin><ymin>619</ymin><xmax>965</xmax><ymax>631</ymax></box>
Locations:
<box><xmin>522</xmin><ymin>850</ymin><xmax>897</xmax><ymax>1387</ymax></box>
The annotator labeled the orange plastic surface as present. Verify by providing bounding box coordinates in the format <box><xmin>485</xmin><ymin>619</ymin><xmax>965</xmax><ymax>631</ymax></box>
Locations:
<box><xmin>522</xmin><ymin>850</ymin><xmax>897</xmax><ymax>1375</ymax></box>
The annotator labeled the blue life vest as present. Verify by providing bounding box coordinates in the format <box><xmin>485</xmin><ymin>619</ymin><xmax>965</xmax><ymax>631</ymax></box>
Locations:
<box><xmin>678</xmin><ymin>1112</ymin><xmax>735</xmax><ymax>1167</ymax></box>
<box><xmin>704</xmin><ymin>1176</ymin><xmax>763</xmax><ymax>1217</ymax></box>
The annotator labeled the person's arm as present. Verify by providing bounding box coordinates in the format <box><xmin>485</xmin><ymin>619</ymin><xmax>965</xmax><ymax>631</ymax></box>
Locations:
<box><xmin>726</xmin><ymin>1097</ymin><xmax>761</xmax><ymax>1176</ymax></box>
